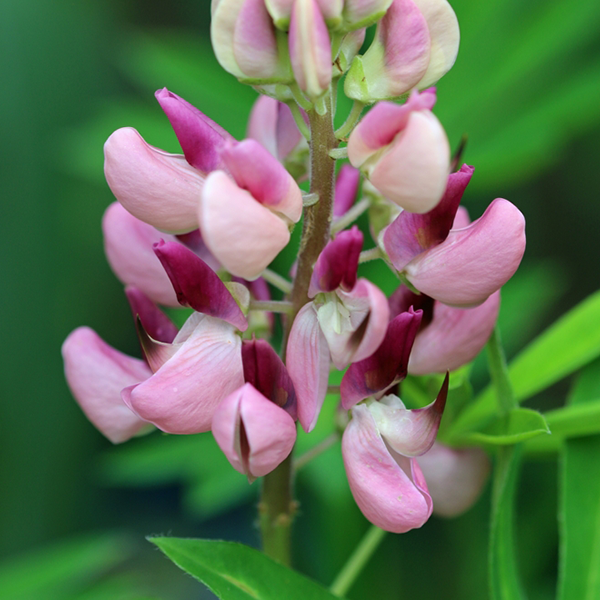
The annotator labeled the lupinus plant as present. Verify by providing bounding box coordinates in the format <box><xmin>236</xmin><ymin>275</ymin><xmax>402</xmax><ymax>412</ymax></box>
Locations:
<box><xmin>61</xmin><ymin>0</ymin><xmax>587</xmax><ymax>597</ymax></box>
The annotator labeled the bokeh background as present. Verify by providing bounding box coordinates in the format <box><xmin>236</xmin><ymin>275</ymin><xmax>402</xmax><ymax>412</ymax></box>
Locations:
<box><xmin>2</xmin><ymin>0</ymin><xmax>600</xmax><ymax>598</ymax></box>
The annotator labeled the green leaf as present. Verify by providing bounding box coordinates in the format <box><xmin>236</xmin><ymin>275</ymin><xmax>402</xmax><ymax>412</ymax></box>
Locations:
<box><xmin>149</xmin><ymin>538</ymin><xmax>343</xmax><ymax>600</ymax></box>
<box><xmin>558</xmin><ymin>358</ymin><xmax>600</xmax><ymax>600</ymax></box>
<box><xmin>464</xmin><ymin>408</ymin><xmax>549</xmax><ymax>445</ymax></box>
<box><xmin>451</xmin><ymin>290</ymin><xmax>600</xmax><ymax>436</ymax></box>
<box><xmin>489</xmin><ymin>446</ymin><xmax>527</xmax><ymax>600</ymax></box>
<box><xmin>524</xmin><ymin>399</ymin><xmax>600</xmax><ymax>455</ymax></box>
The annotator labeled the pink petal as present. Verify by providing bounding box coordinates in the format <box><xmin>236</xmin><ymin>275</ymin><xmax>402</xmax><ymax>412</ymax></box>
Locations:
<box><xmin>289</xmin><ymin>0</ymin><xmax>332</xmax><ymax>98</ymax></box>
<box><xmin>102</xmin><ymin>202</ymin><xmax>179</xmax><ymax>306</ymax></box>
<box><xmin>212</xmin><ymin>383</ymin><xmax>297</xmax><ymax>481</ymax></box>
<box><xmin>308</xmin><ymin>226</ymin><xmax>363</xmax><ymax>296</ymax></box>
<box><xmin>247</xmin><ymin>96</ymin><xmax>303</xmax><ymax>161</ymax></box>
<box><xmin>344</xmin><ymin>0</ymin><xmax>430</xmax><ymax>102</ymax></box>
<box><xmin>320</xmin><ymin>278</ymin><xmax>389</xmax><ymax>369</ymax></box>
<box><xmin>242</xmin><ymin>338</ymin><xmax>297</xmax><ymax>419</ymax></box>
<box><xmin>286</xmin><ymin>303</ymin><xmax>330</xmax><ymax>432</ymax></box>
<box><xmin>125</xmin><ymin>286</ymin><xmax>179</xmax><ymax>344</ymax></box>
<box><xmin>62</xmin><ymin>327</ymin><xmax>152</xmax><ymax>443</ymax></box>
<box><xmin>211</xmin><ymin>0</ymin><xmax>248</xmax><ymax>79</ymax></box>
<box><xmin>234</xmin><ymin>0</ymin><xmax>288</xmax><ymax>80</ymax></box>
<box><xmin>405</xmin><ymin>199</ymin><xmax>526</xmax><ymax>307</ymax></box>
<box><xmin>199</xmin><ymin>171</ymin><xmax>291</xmax><ymax>279</ymax></box>
<box><xmin>383</xmin><ymin>164</ymin><xmax>474</xmax><ymax>270</ymax></box>
<box><xmin>221</xmin><ymin>139</ymin><xmax>302</xmax><ymax>222</ymax></box>
<box><xmin>265</xmin><ymin>0</ymin><xmax>295</xmax><ymax>28</ymax></box>
<box><xmin>124</xmin><ymin>315</ymin><xmax>244</xmax><ymax>434</ymax></box>
<box><xmin>347</xmin><ymin>90</ymin><xmax>437</xmax><ymax>167</ymax></box>
<box><xmin>342</xmin><ymin>403</ymin><xmax>432</xmax><ymax>533</ymax></box>
<box><xmin>153</xmin><ymin>240</ymin><xmax>248</xmax><ymax>331</ymax></box>
<box><xmin>155</xmin><ymin>88</ymin><xmax>233</xmax><ymax>172</ymax></box>
<box><xmin>368</xmin><ymin>110</ymin><xmax>450</xmax><ymax>212</ymax></box>
<box><xmin>333</xmin><ymin>164</ymin><xmax>361</xmax><ymax>218</ymax></box>
<box><xmin>413</xmin><ymin>0</ymin><xmax>460</xmax><ymax>89</ymax></box>
<box><xmin>104</xmin><ymin>127</ymin><xmax>203</xmax><ymax>233</ymax></box>
<box><xmin>367</xmin><ymin>373</ymin><xmax>448</xmax><ymax>457</ymax></box>
<box><xmin>417</xmin><ymin>443</ymin><xmax>490</xmax><ymax>517</ymax></box>
<box><xmin>341</xmin><ymin>308</ymin><xmax>422</xmax><ymax>408</ymax></box>
<box><xmin>408</xmin><ymin>291</ymin><xmax>500</xmax><ymax>375</ymax></box>
<box><xmin>342</xmin><ymin>0</ymin><xmax>394</xmax><ymax>29</ymax></box>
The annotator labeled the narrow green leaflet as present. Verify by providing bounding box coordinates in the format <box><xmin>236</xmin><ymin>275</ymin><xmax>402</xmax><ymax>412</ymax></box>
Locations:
<box><xmin>524</xmin><ymin>399</ymin><xmax>600</xmax><ymax>455</ymax></box>
<box><xmin>489</xmin><ymin>446</ymin><xmax>527</xmax><ymax>600</ymax></box>
<box><xmin>464</xmin><ymin>408</ymin><xmax>549</xmax><ymax>446</ymax></box>
<box><xmin>150</xmin><ymin>538</ymin><xmax>343</xmax><ymax>600</ymax></box>
<box><xmin>451</xmin><ymin>290</ymin><xmax>600</xmax><ymax>436</ymax></box>
<box><xmin>558</xmin><ymin>358</ymin><xmax>600</xmax><ymax>600</ymax></box>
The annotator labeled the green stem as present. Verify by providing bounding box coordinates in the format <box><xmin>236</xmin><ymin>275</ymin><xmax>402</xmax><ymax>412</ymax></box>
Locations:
<box><xmin>358</xmin><ymin>247</ymin><xmax>382</xmax><ymax>264</ymax></box>
<box><xmin>335</xmin><ymin>100</ymin><xmax>364</xmax><ymax>140</ymax></box>
<box><xmin>330</xmin><ymin>526</ymin><xmax>388</xmax><ymax>597</ymax></box>
<box><xmin>331</xmin><ymin>197</ymin><xmax>371</xmax><ymax>234</ymax></box>
<box><xmin>287</xmin><ymin>101</ymin><xmax>311</xmax><ymax>140</ymax></box>
<box><xmin>259</xmin><ymin>106</ymin><xmax>338</xmax><ymax>567</ymax></box>
<box><xmin>261</xmin><ymin>268</ymin><xmax>293</xmax><ymax>294</ymax></box>
<box><xmin>249</xmin><ymin>300</ymin><xmax>293</xmax><ymax>313</ymax></box>
<box><xmin>258</xmin><ymin>453</ymin><xmax>295</xmax><ymax>567</ymax></box>
<box><xmin>486</xmin><ymin>326</ymin><xmax>517</xmax><ymax>415</ymax></box>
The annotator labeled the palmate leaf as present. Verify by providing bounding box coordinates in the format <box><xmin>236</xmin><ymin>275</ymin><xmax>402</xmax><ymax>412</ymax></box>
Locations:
<box><xmin>558</xmin><ymin>357</ymin><xmax>600</xmax><ymax>600</ymax></box>
<box><xmin>150</xmin><ymin>538</ymin><xmax>343</xmax><ymax>600</ymax></box>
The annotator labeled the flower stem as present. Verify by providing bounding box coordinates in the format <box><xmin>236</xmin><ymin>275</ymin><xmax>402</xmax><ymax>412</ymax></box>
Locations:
<box><xmin>486</xmin><ymin>326</ymin><xmax>516</xmax><ymax>415</ymax></box>
<box><xmin>249</xmin><ymin>300</ymin><xmax>293</xmax><ymax>313</ymax></box>
<box><xmin>331</xmin><ymin>197</ymin><xmax>371</xmax><ymax>234</ymax></box>
<box><xmin>330</xmin><ymin>525</ymin><xmax>388</xmax><ymax>597</ymax></box>
<box><xmin>262</xmin><ymin>268</ymin><xmax>293</xmax><ymax>294</ymax></box>
<box><xmin>258</xmin><ymin>106</ymin><xmax>338</xmax><ymax>567</ymax></box>
<box><xmin>358</xmin><ymin>247</ymin><xmax>382</xmax><ymax>264</ymax></box>
<box><xmin>335</xmin><ymin>100</ymin><xmax>364</xmax><ymax>140</ymax></box>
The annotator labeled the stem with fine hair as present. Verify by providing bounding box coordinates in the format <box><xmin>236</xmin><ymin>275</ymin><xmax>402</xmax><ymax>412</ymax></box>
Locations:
<box><xmin>258</xmin><ymin>106</ymin><xmax>339</xmax><ymax>566</ymax></box>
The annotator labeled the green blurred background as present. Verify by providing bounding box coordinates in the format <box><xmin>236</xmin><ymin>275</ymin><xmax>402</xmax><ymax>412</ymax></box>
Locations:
<box><xmin>1</xmin><ymin>0</ymin><xmax>600</xmax><ymax>598</ymax></box>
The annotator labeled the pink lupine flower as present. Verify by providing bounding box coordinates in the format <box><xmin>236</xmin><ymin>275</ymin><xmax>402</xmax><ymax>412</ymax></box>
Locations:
<box><xmin>211</xmin><ymin>0</ymin><xmax>291</xmax><ymax>83</ymax></box>
<box><xmin>62</xmin><ymin>327</ymin><xmax>153</xmax><ymax>444</ymax></box>
<box><xmin>199</xmin><ymin>139</ymin><xmax>303</xmax><ymax>279</ymax></box>
<box><xmin>344</xmin><ymin>0</ymin><xmax>459</xmax><ymax>102</ymax></box>
<box><xmin>118</xmin><ymin>243</ymin><xmax>249</xmax><ymax>434</ymax></box>
<box><xmin>342</xmin><ymin>375</ymin><xmax>447</xmax><ymax>533</ymax></box>
<box><xmin>383</xmin><ymin>164</ymin><xmax>526</xmax><ymax>307</ymax></box>
<box><xmin>247</xmin><ymin>96</ymin><xmax>305</xmax><ymax>161</ymax></box>
<box><xmin>287</xmin><ymin>227</ymin><xmax>389</xmax><ymax>431</ymax></box>
<box><xmin>212</xmin><ymin>383</ymin><xmax>297</xmax><ymax>482</ymax></box>
<box><xmin>347</xmin><ymin>89</ymin><xmax>450</xmax><ymax>213</ymax></box>
<box><xmin>289</xmin><ymin>0</ymin><xmax>332</xmax><ymax>98</ymax></box>
<box><xmin>104</xmin><ymin>90</ymin><xmax>233</xmax><ymax>234</ymax></box>
<box><xmin>417</xmin><ymin>443</ymin><xmax>490</xmax><ymax>517</ymax></box>
<box><xmin>388</xmin><ymin>284</ymin><xmax>500</xmax><ymax>375</ymax></box>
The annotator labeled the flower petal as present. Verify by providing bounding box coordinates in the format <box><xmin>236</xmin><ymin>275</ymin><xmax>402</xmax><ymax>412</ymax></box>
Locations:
<box><xmin>153</xmin><ymin>239</ymin><xmax>248</xmax><ymax>331</ymax></box>
<box><xmin>62</xmin><ymin>327</ymin><xmax>152</xmax><ymax>443</ymax></box>
<box><xmin>104</xmin><ymin>127</ymin><xmax>203</xmax><ymax>233</ymax></box>
<box><xmin>333</xmin><ymin>164</ymin><xmax>361</xmax><ymax>218</ymax></box>
<box><xmin>404</xmin><ymin>198</ymin><xmax>526</xmax><ymax>307</ymax></box>
<box><xmin>102</xmin><ymin>202</ymin><xmax>179</xmax><ymax>306</ymax></box>
<box><xmin>341</xmin><ymin>308</ymin><xmax>422</xmax><ymax>408</ymax></box>
<box><xmin>286</xmin><ymin>303</ymin><xmax>330</xmax><ymax>432</ymax></box>
<box><xmin>212</xmin><ymin>383</ymin><xmax>297</xmax><ymax>481</ymax></box>
<box><xmin>124</xmin><ymin>315</ymin><xmax>244</xmax><ymax>434</ymax></box>
<box><xmin>417</xmin><ymin>443</ymin><xmax>490</xmax><ymax>517</ymax></box>
<box><xmin>408</xmin><ymin>291</ymin><xmax>500</xmax><ymax>375</ymax></box>
<box><xmin>342</xmin><ymin>403</ymin><xmax>432</xmax><ymax>533</ymax></box>
<box><xmin>199</xmin><ymin>171</ymin><xmax>291</xmax><ymax>279</ymax></box>
<box><xmin>125</xmin><ymin>286</ymin><xmax>179</xmax><ymax>344</ymax></box>
<box><xmin>155</xmin><ymin>88</ymin><xmax>233</xmax><ymax>172</ymax></box>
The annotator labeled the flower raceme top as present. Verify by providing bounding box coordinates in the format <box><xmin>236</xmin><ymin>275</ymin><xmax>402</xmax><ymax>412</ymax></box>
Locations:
<box><xmin>63</xmin><ymin>0</ymin><xmax>526</xmax><ymax>535</ymax></box>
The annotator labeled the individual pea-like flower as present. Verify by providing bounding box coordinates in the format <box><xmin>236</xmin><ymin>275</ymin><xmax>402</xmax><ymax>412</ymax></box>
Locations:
<box><xmin>104</xmin><ymin>89</ymin><xmax>234</xmax><ymax>234</ymax></box>
<box><xmin>212</xmin><ymin>337</ymin><xmax>298</xmax><ymax>481</ymax></box>
<box><xmin>342</xmin><ymin>374</ymin><xmax>448</xmax><ymax>532</ymax></box>
<box><xmin>287</xmin><ymin>227</ymin><xmax>389</xmax><ymax>431</ymax></box>
<box><xmin>199</xmin><ymin>138</ymin><xmax>303</xmax><ymax>280</ymax></box>
<box><xmin>383</xmin><ymin>164</ymin><xmax>526</xmax><ymax>307</ymax></box>
<box><xmin>347</xmin><ymin>89</ymin><xmax>450</xmax><ymax>213</ymax></box>
<box><xmin>344</xmin><ymin>0</ymin><xmax>459</xmax><ymax>102</ymax></box>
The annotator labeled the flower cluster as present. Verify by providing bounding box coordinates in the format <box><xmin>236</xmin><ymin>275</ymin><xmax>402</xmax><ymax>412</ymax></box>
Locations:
<box><xmin>63</xmin><ymin>0</ymin><xmax>525</xmax><ymax>533</ymax></box>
